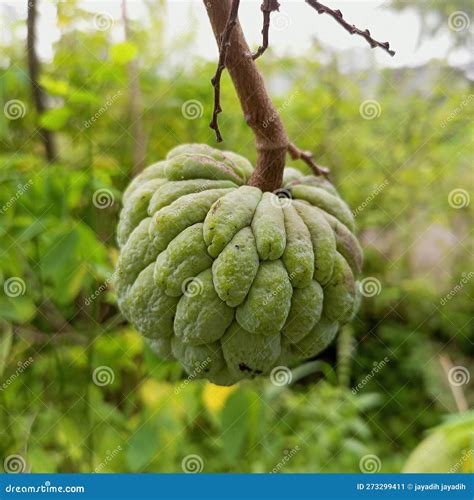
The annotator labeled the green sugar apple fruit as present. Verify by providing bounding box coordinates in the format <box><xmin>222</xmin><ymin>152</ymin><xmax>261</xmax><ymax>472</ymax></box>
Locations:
<box><xmin>115</xmin><ymin>143</ymin><xmax>363</xmax><ymax>386</ymax></box>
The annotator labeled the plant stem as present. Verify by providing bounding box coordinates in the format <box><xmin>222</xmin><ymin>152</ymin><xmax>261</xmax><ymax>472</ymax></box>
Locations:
<box><xmin>205</xmin><ymin>0</ymin><xmax>289</xmax><ymax>192</ymax></box>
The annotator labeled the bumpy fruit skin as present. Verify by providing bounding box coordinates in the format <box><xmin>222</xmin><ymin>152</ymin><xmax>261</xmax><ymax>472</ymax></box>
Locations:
<box><xmin>115</xmin><ymin>144</ymin><xmax>363</xmax><ymax>385</ymax></box>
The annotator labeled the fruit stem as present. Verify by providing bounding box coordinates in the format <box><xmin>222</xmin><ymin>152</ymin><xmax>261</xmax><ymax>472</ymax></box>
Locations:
<box><xmin>204</xmin><ymin>0</ymin><xmax>289</xmax><ymax>192</ymax></box>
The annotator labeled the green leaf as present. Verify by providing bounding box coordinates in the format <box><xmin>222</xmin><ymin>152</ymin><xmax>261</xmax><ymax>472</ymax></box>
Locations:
<box><xmin>0</xmin><ymin>297</ymin><xmax>36</xmax><ymax>324</ymax></box>
<box><xmin>220</xmin><ymin>390</ymin><xmax>250</xmax><ymax>464</ymax></box>
<box><xmin>403</xmin><ymin>412</ymin><xmax>474</xmax><ymax>473</ymax></box>
<box><xmin>110</xmin><ymin>42</ymin><xmax>138</xmax><ymax>65</ymax></box>
<box><xmin>41</xmin><ymin>229</ymin><xmax>80</xmax><ymax>281</ymax></box>
<box><xmin>126</xmin><ymin>422</ymin><xmax>159</xmax><ymax>472</ymax></box>
<box><xmin>39</xmin><ymin>107</ymin><xmax>72</xmax><ymax>131</ymax></box>
<box><xmin>67</xmin><ymin>89</ymin><xmax>101</xmax><ymax>105</ymax></box>
<box><xmin>38</xmin><ymin>76</ymin><xmax>69</xmax><ymax>96</ymax></box>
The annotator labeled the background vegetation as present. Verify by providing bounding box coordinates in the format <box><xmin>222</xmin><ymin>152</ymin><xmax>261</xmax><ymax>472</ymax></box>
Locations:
<box><xmin>0</xmin><ymin>0</ymin><xmax>472</xmax><ymax>473</ymax></box>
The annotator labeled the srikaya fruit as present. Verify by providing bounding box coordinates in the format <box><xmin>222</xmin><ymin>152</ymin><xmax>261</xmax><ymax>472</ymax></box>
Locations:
<box><xmin>115</xmin><ymin>144</ymin><xmax>363</xmax><ymax>386</ymax></box>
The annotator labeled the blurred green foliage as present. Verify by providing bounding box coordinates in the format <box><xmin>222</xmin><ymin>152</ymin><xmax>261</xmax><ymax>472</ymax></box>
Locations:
<box><xmin>0</xmin><ymin>0</ymin><xmax>472</xmax><ymax>473</ymax></box>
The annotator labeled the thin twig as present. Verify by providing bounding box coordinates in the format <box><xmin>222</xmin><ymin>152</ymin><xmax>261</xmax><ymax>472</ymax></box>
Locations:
<box><xmin>252</xmin><ymin>0</ymin><xmax>280</xmax><ymax>60</ymax></box>
<box><xmin>288</xmin><ymin>142</ymin><xmax>330</xmax><ymax>178</ymax></box>
<box><xmin>305</xmin><ymin>0</ymin><xmax>395</xmax><ymax>57</ymax></box>
<box><xmin>210</xmin><ymin>0</ymin><xmax>241</xmax><ymax>142</ymax></box>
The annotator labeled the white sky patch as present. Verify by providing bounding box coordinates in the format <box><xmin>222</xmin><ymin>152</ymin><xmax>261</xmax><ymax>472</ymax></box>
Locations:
<box><xmin>0</xmin><ymin>0</ymin><xmax>471</xmax><ymax>70</ymax></box>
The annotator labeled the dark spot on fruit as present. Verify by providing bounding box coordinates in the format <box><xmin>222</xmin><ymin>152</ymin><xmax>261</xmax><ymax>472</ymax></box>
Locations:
<box><xmin>235</xmin><ymin>245</ymin><xmax>240</xmax><ymax>250</ymax></box>
<box><xmin>239</xmin><ymin>363</ymin><xmax>252</xmax><ymax>372</ymax></box>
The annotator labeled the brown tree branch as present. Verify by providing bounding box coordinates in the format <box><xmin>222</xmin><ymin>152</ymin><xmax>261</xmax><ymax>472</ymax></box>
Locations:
<box><xmin>305</xmin><ymin>0</ymin><xmax>395</xmax><ymax>57</ymax></box>
<box><xmin>27</xmin><ymin>0</ymin><xmax>57</xmax><ymax>163</ymax></box>
<box><xmin>206</xmin><ymin>0</ymin><xmax>289</xmax><ymax>191</ymax></box>
<box><xmin>209</xmin><ymin>0</ymin><xmax>240</xmax><ymax>143</ymax></box>
<box><xmin>288</xmin><ymin>143</ymin><xmax>330</xmax><ymax>178</ymax></box>
<box><xmin>251</xmin><ymin>0</ymin><xmax>280</xmax><ymax>60</ymax></box>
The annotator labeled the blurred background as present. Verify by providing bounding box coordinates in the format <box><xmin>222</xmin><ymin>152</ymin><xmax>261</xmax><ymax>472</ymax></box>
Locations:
<box><xmin>0</xmin><ymin>0</ymin><xmax>472</xmax><ymax>474</ymax></box>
